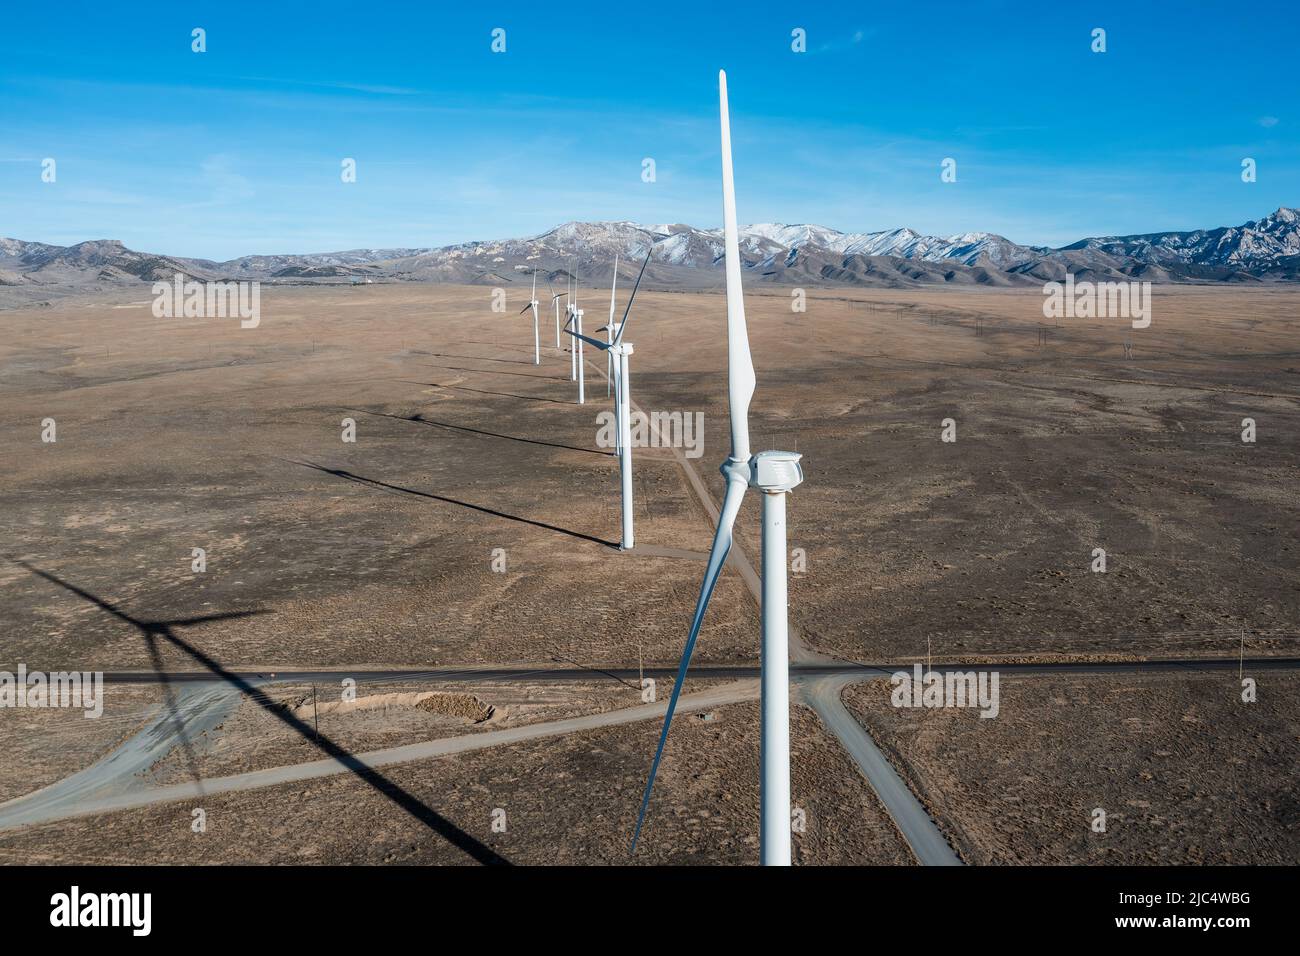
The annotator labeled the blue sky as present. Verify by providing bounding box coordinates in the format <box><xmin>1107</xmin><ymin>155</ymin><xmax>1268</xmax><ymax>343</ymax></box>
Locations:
<box><xmin>1</xmin><ymin>1</ymin><xmax>1295</xmax><ymax>260</ymax></box>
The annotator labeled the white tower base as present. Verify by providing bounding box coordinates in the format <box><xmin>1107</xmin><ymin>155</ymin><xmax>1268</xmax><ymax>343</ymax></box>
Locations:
<box><xmin>576</xmin><ymin>309</ymin><xmax>585</xmax><ymax>404</ymax></box>
<box><xmin>751</xmin><ymin>450</ymin><xmax>803</xmax><ymax>867</ymax></box>
<box><xmin>531</xmin><ymin>302</ymin><xmax>540</xmax><ymax>365</ymax></box>
<box><xmin>615</xmin><ymin>343</ymin><xmax>634</xmax><ymax>549</ymax></box>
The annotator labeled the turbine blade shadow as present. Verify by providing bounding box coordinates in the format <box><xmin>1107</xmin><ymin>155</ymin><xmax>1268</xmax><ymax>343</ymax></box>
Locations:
<box><xmin>405</xmin><ymin>380</ymin><xmax>573</xmax><ymax>405</ymax></box>
<box><xmin>287</xmin><ymin>460</ymin><xmax>619</xmax><ymax>550</ymax></box>
<box><xmin>425</xmin><ymin>351</ymin><xmax>534</xmax><ymax>367</ymax></box>
<box><xmin>6</xmin><ymin>556</ymin><xmax>510</xmax><ymax>866</ymax></box>
<box><xmin>142</xmin><ymin>626</ymin><xmax>205</xmax><ymax>788</ymax></box>
<box><xmin>417</xmin><ymin>364</ymin><xmax>561</xmax><ymax>381</ymax></box>
<box><xmin>357</xmin><ymin>410</ymin><xmax>613</xmax><ymax>457</ymax></box>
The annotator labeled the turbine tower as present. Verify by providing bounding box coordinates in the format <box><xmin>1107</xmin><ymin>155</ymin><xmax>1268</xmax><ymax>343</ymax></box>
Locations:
<box><xmin>518</xmin><ymin>269</ymin><xmax>541</xmax><ymax>365</ymax></box>
<box><xmin>548</xmin><ymin>277</ymin><xmax>566</xmax><ymax>348</ymax></box>
<box><xmin>575</xmin><ymin>280</ymin><xmax>585</xmax><ymax>405</ymax></box>
<box><xmin>563</xmin><ymin>265</ymin><xmax>589</xmax><ymax>404</ymax></box>
<box><xmin>606</xmin><ymin>254</ymin><xmax>618</xmax><ymax>398</ymax></box>
<box><xmin>566</xmin><ymin>250</ymin><xmax>651</xmax><ymax>552</ymax></box>
<box><xmin>630</xmin><ymin>70</ymin><xmax>805</xmax><ymax>866</ymax></box>
<box><xmin>568</xmin><ymin>270</ymin><xmax>578</xmax><ymax>383</ymax></box>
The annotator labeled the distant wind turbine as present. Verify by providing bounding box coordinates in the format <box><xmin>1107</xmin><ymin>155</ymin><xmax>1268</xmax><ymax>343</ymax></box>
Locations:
<box><xmin>564</xmin><ymin>265</ymin><xmax>587</xmax><ymax>403</ymax></box>
<box><xmin>629</xmin><ymin>70</ymin><xmax>805</xmax><ymax>866</ymax></box>
<box><xmin>518</xmin><ymin>269</ymin><xmax>540</xmax><ymax>365</ymax></box>
<box><xmin>566</xmin><ymin>249</ymin><xmax>651</xmax><ymax>551</ymax></box>
<box><xmin>548</xmin><ymin>276</ymin><xmax>567</xmax><ymax>348</ymax></box>
<box><xmin>606</xmin><ymin>254</ymin><xmax>619</xmax><ymax>399</ymax></box>
<box><xmin>568</xmin><ymin>269</ymin><xmax>578</xmax><ymax>383</ymax></box>
<box><xmin>575</xmin><ymin>277</ymin><xmax>586</xmax><ymax>404</ymax></box>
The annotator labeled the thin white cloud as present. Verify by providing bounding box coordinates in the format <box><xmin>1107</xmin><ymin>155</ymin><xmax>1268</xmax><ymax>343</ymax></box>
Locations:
<box><xmin>813</xmin><ymin>27</ymin><xmax>872</xmax><ymax>54</ymax></box>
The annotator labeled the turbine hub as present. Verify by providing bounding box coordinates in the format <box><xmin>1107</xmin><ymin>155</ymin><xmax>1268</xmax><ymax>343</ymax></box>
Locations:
<box><xmin>720</xmin><ymin>456</ymin><xmax>750</xmax><ymax>486</ymax></box>
<box><xmin>749</xmin><ymin>450</ymin><xmax>803</xmax><ymax>493</ymax></box>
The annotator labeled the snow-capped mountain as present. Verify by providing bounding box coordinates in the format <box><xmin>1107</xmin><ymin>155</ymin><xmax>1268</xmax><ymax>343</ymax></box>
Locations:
<box><xmin>379</xmin><ymin>212</ymin><xmax>1300</xmax><ymax>286</ymax></box>
<box><xmin>4</xmin><ymin>209</ymin><xmax>1298</xmax><ymax>303</ymax></box>
<box><xmin>595</xmin><ymin>221</ymin><xmax>1040</xmax><ymax>271</ymax></box>
<box><xmin>1058</xmin><ymin>207</ymin><xmax>1300</xmax><ymax>270</ymax></box>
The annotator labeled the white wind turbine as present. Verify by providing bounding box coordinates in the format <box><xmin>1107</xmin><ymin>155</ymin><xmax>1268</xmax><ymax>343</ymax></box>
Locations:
<box><xmin>606</xmin><ymin>254</ymin><xmax>619</xmax><ymax>399</ymax></box>
<box><xmin>517</xmin><ymin>269</ymin><xmax>540</xmax><ymax>365</ymax></box>
<box><xmin>567</xmin><ymin>269</ymin><xmax>578</xmax><ymax>383</ymax></box>
<box><xmin>566</xmin><ymin>249</ymin><xmax>651</xmax><ymax>551</ymax></box>
<box><xmin>575</xmin><ymin>278</ymin><xmax>586</xmax><ymax>404</ymax></box>
<box><xmin>564</xmin><ymin>267</ymin><xmax>589</xmax><ymax>404</ymax></box>
<box><xmin>548</xmin><ymin>277</ymin><xmax>567</xmax><ymax>348</ymax></box>
<box><xmin>630</xmin><ymin>70</ymin><xmax>804</xmax><ymax>866</ymax></box>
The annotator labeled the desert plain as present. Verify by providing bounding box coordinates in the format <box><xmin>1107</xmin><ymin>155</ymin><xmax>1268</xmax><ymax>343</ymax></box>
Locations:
<box><xmin>0</xmin><ymin>280</ymin><xmax>1297</xmax><ymax>864</ymax></box>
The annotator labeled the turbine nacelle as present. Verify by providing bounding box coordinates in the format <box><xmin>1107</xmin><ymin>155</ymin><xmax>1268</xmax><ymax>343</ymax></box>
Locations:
<box><xmin>750</xmin><ymin>450</ymin><xmax>803</xmax><ymax>493</ymax></box>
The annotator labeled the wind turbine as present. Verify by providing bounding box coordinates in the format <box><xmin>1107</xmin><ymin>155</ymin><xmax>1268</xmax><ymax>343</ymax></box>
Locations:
<box><xmin>548</xmin><ymin>277</ymin><xmax>567</xmax><ymax>348</ymax></box>
<box><xmin>518</xmin><ymin>269</ymin><xmax>540</xmax><ymax>365</ymax></box>
<box><xmin>575</xmin><ymin>277</ymin><xmax>586</xmax><ymax>404</ymax></box>
<box><xmin>564</xmin><ymin>267</ymin><xmax>588</xmax><ymax>403</ymax></box>
<box><xmin>629</xmin><ymin>70</ymin><xmax>805</xmax><ymax>866</ymax></box>
<box><xmin>568</xmin><ymin>269</ymin><xmax>578</xmax><ymax>383</ymax></box>
<box><xmin>566</xmin><ymin>249</ymin><xmax>651</xmax><ymax>551</ymax></box>
<box><xmin>606</xmin><ymin>254</ymin><xmax>619</xmax><ymax>399</ymax></box>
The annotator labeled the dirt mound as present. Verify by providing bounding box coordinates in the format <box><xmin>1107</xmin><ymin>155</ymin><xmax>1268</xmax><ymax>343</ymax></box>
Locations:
<box><xmin>414</xmin><ymin>693</ymin><xmax>494</xmax><ymax>722</ymax></box>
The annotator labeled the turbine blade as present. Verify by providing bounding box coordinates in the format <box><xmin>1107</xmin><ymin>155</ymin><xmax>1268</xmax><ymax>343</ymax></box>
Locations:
<box><xmin>719</xmin><ymin>69</ymin><xmax>756</xmax><ymax>462</ymax></box>
<box><xmin>613</xmin><ymin>249</ymin><xmax>652</xmax><ymax>346</ymax></box>
<box><xmin>630</xmin><ymin>474</ymin><xmax>748</xmax><ymax>855</ymax></box>
<box><xmin>566</xmin><ymin>329</ymin><xmax>611</xmax><ymax>351</ymax></box>
<box><xmin>519</xmin><ymin>304</ymin><xmax>532</xmax><ymax>314</ymax></box>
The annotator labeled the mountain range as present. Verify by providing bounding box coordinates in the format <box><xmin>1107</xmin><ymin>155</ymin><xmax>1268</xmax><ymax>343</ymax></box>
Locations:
<box><xmin>3</xmin><ymin>208</ymin><xmax>1298</xmax><ymax>306</ymax></box>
